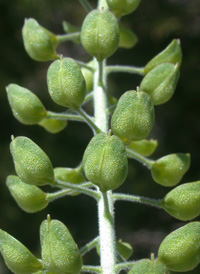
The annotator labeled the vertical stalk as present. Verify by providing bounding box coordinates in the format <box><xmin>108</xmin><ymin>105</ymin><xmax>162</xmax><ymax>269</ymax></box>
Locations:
<box><xmin>93</xmin><ymin>0</ymin><xmax>116</xmax><ymax>269</ymax></box>
<box><xmin>94</xmin><ymin>57</ymin><xmax>116</xmax><ymax>273</ymax></box>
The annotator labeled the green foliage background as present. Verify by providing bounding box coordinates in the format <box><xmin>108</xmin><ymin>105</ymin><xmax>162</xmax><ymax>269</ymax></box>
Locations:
<box><xmin>0</xmin><ymin>0</ymin><xmax>200</xmax><ymax>273</ymax></box>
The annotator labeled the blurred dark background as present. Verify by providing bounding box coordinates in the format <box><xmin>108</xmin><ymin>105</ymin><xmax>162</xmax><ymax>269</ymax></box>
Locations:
<box><xmin>0</xmin><ymin>0</ymin><xmax>200</xmax><ymax>273</ymax></box>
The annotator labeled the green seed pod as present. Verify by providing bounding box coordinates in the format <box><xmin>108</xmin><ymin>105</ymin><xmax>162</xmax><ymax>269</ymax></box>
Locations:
<box><xmin>81</xmin><ymin>61</ymin><xmax>94</xmax><ymax>93</ymax></box>
<box><xmin>127</xmin><ymin>139</ymin><xmax>158</xmax><ymax>157</ymax></box>
<box><xmin>83</xmin><ymin>133</ymin><xmax>128</xmax><ymax>192</ymax></box>
<box><xmin>54</xmin><ymin>167</ymin><xmax>86</xmax><ymax>196</ymax></box>
<box><xmin>111</xmin><ymin>90</ymin><xmax>155</xmax><ymax>144</ymax></box>
<box><xmin>119</xmin><ymin>23</ymin><xmax>138</xmax><ymax>49</ymax></box>
<box><xmin>144</xmin><ymin>39</ymin><xmax>182</xmax><ymax>73</ymax></box>
<box><xmin>140</xmin><ymin>63</ymin><xmax>180</xmax><ymax>105</ymax></box>
<box><xmin>40</xmin><ymin>216</ymin><xmax>82</xmax><ymax>274</ymax></box>
<box><xmin>10</xmin><ymin>136</ymin><xmax>55</xmax><ymax>186</ymax></box>
<box><xmin>22</xmin><ymin>18</ymin><xmax>58</xmax><ymax>62</ymax></box>
<box><xmin>81</xmin><ymin>9</ymin><xmax>119</xmax><ymax>61</ymax></box>
<box><xmin>161</xmin><ymin>181</ymin><xmax>200</xmax><ymax>221</ymax></box>
<box><xmin>151</xmin><ymin>153</ymin><xmax>190</xmax><ymax>187</ymax></box>
<box><xmin>6</xmin><ymin>175</ymin><xmax>48</xmax><ymax>213</ymax></box>
<box><xmin>6</xmin><ymin>84</ymin><xmax>47</xmax><ymax>125</ymax></box>
<box><xmin>0</xmin><ymin>229</ymin><xmax>42</xmax><ymax>274</ymax></box>
<box><xmin>117</xmin><ymin>240</ymin><xmax>133</xmax><ymax>262</ymax></box>
<box><xmin>47</xmin><ymin>57</ymin><xmax>86</xmax><ymax>109</ymax></box>
<box><xmin>39</xmin><ymin>119</ymin><xmax>67</xmax><ymax>134</ymax></box>
<box><xmin>128</xmin><ymin>258</ymin><xmax>169</xmax><ymax>274</ymax></box>
<box><xmin>106</xmin><ymin>0</ymin><xmax>142</xmax><ymax>17</ymax></box>
<box><xmin>158</xmin><ymin>222</ymin><xmax>200</xmax><ymax>272</ymax></box>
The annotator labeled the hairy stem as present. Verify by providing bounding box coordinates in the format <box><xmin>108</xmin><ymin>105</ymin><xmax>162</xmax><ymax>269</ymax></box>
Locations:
<box><xmin>126</xmin><ymin>148</ymin><xmax>155</xmax><ymax>169</ymax></box>
<box><xmin>76</xmin><ymin>108</ymin><xmax>102</xmax><ymax>134</ymax></box>
<box><xmin>47</xmin><ymin>111</ymin><xmax>84</xmax><ymax>122</ymax></box>
<box><xmin>56</xmin><ymin>32</ymin><xmax>81</xmax><ymax>43</ymax></box>
<box><xmin>81</xmin><ymin>265</ymin><xmax>102</xmax><ymax>273</ymax></box>
<box><xmin>80</xmin><ymin>236</ymin><xmax>99</xmax><ymax>256</ymax></box>
<box><xmin>106</xmin><ymin>65</ymin><xmax>145</xmax><ymax>76</ymax></box>
<box><xmin>55</xmin><ymin>179</ymin><xmax>100</xmax><ymax>200</ymax></box>
<box><xmin>113</xmin><ymin>193</ymin><xmax>162</xmax><ymax>208</ymax></box>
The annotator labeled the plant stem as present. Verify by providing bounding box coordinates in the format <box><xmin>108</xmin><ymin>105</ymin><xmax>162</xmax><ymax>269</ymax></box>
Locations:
<box><xmin>98</xmin><ymin>0</ymin><xmax>108</xmax><ymax>9</ymax></box>
<box><xmin>81</xmin><ymin>265</ymin><xmax>102</xmax><ymax>273</ymax></box>
<box><xmin>47</xmin><ymin>111</ymin><xmax>84</xmax><ymax>122</ymax></box>
<box><xmin>126</xmin><ymin>148</ymin><xmax>155</xmax><ymax>169</ymax></box>
<box><xmin>113</xmin><ymin>193</ymin><xmax>162</xmax><ymax>208</ymax></box>
<box><xmin>115</xmin><ymin>261</ymin><xmax>137</xmax><ymax>272</ymax></box>
<box><xmin>98</xmin><ymin>192</ymin><xmax>116</xmax><ymax>274</ymax></box>
<box><xmin>75</xmin><ymin>59</ymin><xmax>95</xmax><ymax>72</ymax></box>
<box><xmin>46</xmin><ymin>182</ymin><xmax>94</xmax><ymax>202</ymax></box>
<box><xmin>76</xmin><ymin>108</ymin><xmax>102</xmax><ymax>134</ymax></box>
<box><xmin>80</xmin><ymin>236</ymin><xmax>99</xmax><ymax>256</ymax></box>
<box><xmin>79</xmin><ymin>0</ymin><xmax>93</xmax><ymax>12</ymax></box>
<box><xmin>93</xmin><ymin>60</ymin><xmax>108</xmax><ymax>133</ymax></box>
<box><xmin>106</xmin><ymin>65</ymin><xmax>145</xmax><ymax>76</ymax></box>
<box><xmin>56</xmin><ymin>32</ymin><xmax>80</xmax><ymax>43</ymax></box>
<box><xmin>83</xmin><ymin>91</ymin><xmax>94</xmax><ymax>105</ymax></box>
<box><xmin>55</xmin><ymin>179</ymin><xmax>100</xmax><ymax>200</ymax></box>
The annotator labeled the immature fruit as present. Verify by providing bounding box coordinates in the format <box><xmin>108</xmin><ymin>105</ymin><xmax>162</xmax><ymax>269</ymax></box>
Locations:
<box><xmin>161</xmin><ymin>181</ymin><xmax>200</xmax><ymax>221</ymax></box>
<box><xmin>111</xmin><ymin>90</ymin><xmax>155</xmax><ymax>144</ymax></box>
<box><xmin>54</xmin><ymin>167</ymin><xmax>86</xmax><ymax>196</ymax></box>
<box><xmin>119</xmin><ymin>23</ymin><xmax>138</xmax><ymax>49</ymax></box>
<box><xmin>6</xmin><ymin>84</ymin><xmax>47</xmax><ymax>125</ymax></box>
<box><xmin>158</xmin><ymin>222</ymin><xmax>200</xmax><ymax>272</ymax></box>
<box><xmin>22</xmin><ymin>18</ymin><xmax>58</xmax><ymax>61</ymax></box>
<box><xmin>47</xmin><ymin>57</ymin><xmax>86</xmax><ymax>109</ymax></box>
<box><xmin>81</xmin><ymin>9</ymin><xmax>119</xmax><ymax>61</ymax></box>
<box><xmin>140</xmin><ymin>63</ymin><xmax>180</xmax><ymax>105</ymax></box>
<box><xmin>128</xmin><ymin>258</ymin><xmax>168</xmax><ymax>274</ymax></box>
<box><xmin>106</xmin><ymin>0</ymin><xmax>142</xmax><ymax>17</ymax></box>
<box><xmin>117</xmin><ymin>240</ymin><xmax>133</xmax><ymax>262</ymax></box>
<box><xmin>40</xmin><ymin>217</ymin><xmax>82</xmax><ymax>274</ymax></box>
<box><xmin>39</xmin><ymin>119</ymin><xmax>67</xmax><ymax>134</ymax></box>
<box><xmin>10</xmin><ymin>136</ymin><xmax>55</xmax><ymax>186</ymax></box>
<box><xmin>83</xmin><ymin>133</ymin><xmax>128</xmax><ymax>192</ymax></box>
<box><xmin>127</xmin><ymin>139</ymin><xmax>158</xmax><ymax>157</ymax></box>
<box><xmin>144</xmin><ymin>39</ymin><xmax>182</xmax><ymax>73</ymax></box>
<box><xmin>0</xmin><ymin>229</ymin><xmax>42</xmax><ymax>274</ymax></box>
<box><xmin>151</xmin><ymin>153</ymin><xmax>190</xmax><ymax>187</ymax></box>
<box><xmin>81</xmin><ymin>61</ymin><xmax>94</xmax><ymax>93</ymax></box>
<box><xmin>6</xmin><ymin>175</ymin><xmax>48</xmax><ymax>213</ymax></box>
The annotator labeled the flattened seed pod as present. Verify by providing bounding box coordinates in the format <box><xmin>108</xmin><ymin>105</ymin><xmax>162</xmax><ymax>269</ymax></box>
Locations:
<box><xmin>128</xmin><ymin>258</ymin><xmax>169</xmax><ymax>274</ymax></box>
<box><xmin>151</xmin><ymin>153</ymin><xmax>190</xmax><ymax>187</ymax></box>
<box><xmin>106</xmin><ymin>0</ymin><xmax>142</xmax><ymax>17</ymax></box>
<box><xmin>161</xmin><ymin>181</ymin><xmax>200</xmax><ymax>221</ymax></box>
<box><xmin>140</xmin><ymin>63</ymin><xmax>180</xmax><ymax>105</ymax></box>
<box><xmin>6</xmin><ymin>175</ymin><xmax>48</xmax><ymax>213</ymax></box>
<box><xmin>0</xmin><ymin>229</ymin><xmax>42</xmax><ymax>274</ymax></box>
<box><xmin>119</xmin><ymin>23</ymin><xmax>138</xmax><ymax>49</ymax></box>
<box><xmin>6</xmin><ymin>84</ymin><xmax>47</xmax><ymax>125</ymax></box>
<box><xmin>127</xmin><ymin>139</ymin><xmax>158</xmax><ymax>157</ymax></box>
<box><xmin>10</xmin><ymin>136</ymin><xmax>55</xmax><ymax>186</ymax></box>
<box><xmin>158</xmin><ymin>222</ymin><xmax>200</xmax><ymax>272</ymax></box>
<box><xmin>39</xmin><ymin>119</ymin><xmax>67</xmax><ymax>134</ymax></box>
<box><xmin>22</xmin><ymin>18</ymin><xmax>58</xmax><ymax>61</ymax></box>
<box><xmin>81</xmin><ymin>9</ymin><xmax>119</xmax><ymax>61</ymax></box>
<box><xmin>47</xmin><ymin>57</ymin><xmax>86</xmax><ymax>109</ymax></box>
<box><xmin>144</xmin><ymin>39</ymin><xmax>182</xmax><ymax>73</ymax></box>
<box><xmin>54</xmin><ymin>167</ymin><xmax>86</xmax><ymax>196</ymax></box>
<box><xmin>111</xmin><ymin>90</ymin><xmax>155</xmax><ymax>144</ymax></box>
<box><xmin>40</xmin><ymin>217</ymin><xmax>82</xmax><ymax>274</ymax></box>
<box><xmin>83</xmin><ymin>133</ymin><xmax>128</xmax><ymax>192</ymax></box>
